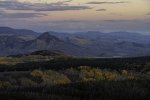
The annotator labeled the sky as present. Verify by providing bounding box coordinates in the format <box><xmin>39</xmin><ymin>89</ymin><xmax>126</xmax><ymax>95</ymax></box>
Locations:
<box><xmin>0</xmin><ymin>0</ymin><xmax>150</xmax><ymax>33</ymax></box>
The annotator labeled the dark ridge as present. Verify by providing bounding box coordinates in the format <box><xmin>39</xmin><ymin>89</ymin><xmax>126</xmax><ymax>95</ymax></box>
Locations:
<box><xmin>29</xmin><ymin>50</ymin><xmax>65</xmax><ymax>56</ymax></box>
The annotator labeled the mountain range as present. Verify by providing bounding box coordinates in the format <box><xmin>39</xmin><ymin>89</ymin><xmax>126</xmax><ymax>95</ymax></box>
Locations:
<box><xmin>0</xmin><ymin>27</ymin><xmax>150</xmax><ymax>57</ymax></box>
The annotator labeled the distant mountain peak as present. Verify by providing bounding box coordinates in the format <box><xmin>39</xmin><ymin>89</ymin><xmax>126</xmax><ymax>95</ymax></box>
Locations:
<box><xmin>0</xmin><ymin>27</ymin><xmax>13</xmax><ymax>30</ymax></box>
<box><xmin>0</xmin><ymin>26</ymin><xmax>39</xmax><ymax>37</ymax></box>
<box><xmin>0</xmin><ymin>27</ymin><xmax>14</xmax><ymax>33</ymax></box>
<box><xmin>37</xmin><ymin>32</ymin><xmax>62</xmax><ymax>42</ymax></box>
<box><xmin>38</xmin><ymin>32</ymin><xmax>50</xmax><ymax>38</ymax></box>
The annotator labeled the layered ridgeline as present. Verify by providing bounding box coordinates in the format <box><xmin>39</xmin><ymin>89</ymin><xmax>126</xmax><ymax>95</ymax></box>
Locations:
<box><xmin>0</xmin><ymin>27</ymin><xmax>150</xmax><ymax>57</ymax></box>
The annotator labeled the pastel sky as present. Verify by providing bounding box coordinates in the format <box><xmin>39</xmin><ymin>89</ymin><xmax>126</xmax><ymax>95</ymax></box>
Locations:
<box><xmin>0</xmin><ymin>0</ymin><xmax>150</xmax><ymax>33</ymax></box>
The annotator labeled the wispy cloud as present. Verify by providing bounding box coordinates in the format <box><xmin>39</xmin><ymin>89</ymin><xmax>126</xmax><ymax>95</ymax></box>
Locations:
<box><xmin>104</xmin><ymin>19</ymin><xmax>139</xmax><ymax>23</ymax></box>
<box><xmin>0</xmin><ymin>1</ymin><xmax>91</xmax><ymax>11</ymax></box>
<box><xmin>96</xmin><ymin>9</ymin><xmax>107</xmax><ymax>11</ymax></box>
<box><xmin>146</xmin><ymin>13</ymin><xmax>150</xmax><ymax>15</ymax></box>
<box><xmin>0</xmin><ymin>11</ymin><xmax>47</xmax><ymax>18</ymax></box>
<box><xmin>87</xmin><ymin>1</ymin><xmax>129</xmax><ymax>5</ymax></box>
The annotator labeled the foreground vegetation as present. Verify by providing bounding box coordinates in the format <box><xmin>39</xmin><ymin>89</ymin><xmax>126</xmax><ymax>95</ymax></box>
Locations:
<box><xmin>0</xmin><ymin>55</ymin><xmax>150</xmax><ymax>100</ymax></box>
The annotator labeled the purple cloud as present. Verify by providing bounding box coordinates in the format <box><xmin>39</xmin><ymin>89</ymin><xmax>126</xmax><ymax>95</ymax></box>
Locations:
<box><xmin>0</xmin><ymin>1</ymin><xmax>91</xmax><ymax>11</ymax></box>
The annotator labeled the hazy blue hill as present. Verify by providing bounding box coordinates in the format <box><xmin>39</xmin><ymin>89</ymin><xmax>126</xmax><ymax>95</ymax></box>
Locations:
<box><xmin>0</xmin><ymin>27</ymin><xmax>150</xmax><ymax>57</ymax></box>
<box><xmin>0</xmin><ymin>27</ymin><xmax>40</xmax><ymax>41</ymax></box>
<box><xmin>20</xmin><ymin>32</ymin><xmax>85</xmax><ymax>57</ymax></box>
<box><xmin>0</xmin><ymin>27</ymin><xmax>39</xmax><ymax>35</ymax></box>
<box><xmin>37</xmin><ymin>32</ymin><xmax>62</xmax><ymax>42</ymax></box>
<box><xmin>0</xmin><ymin>27</ymin><xmax>14</xmax><ymax>34</ymax></box>
<box><xmin>48</xmin><ymin>31</ymin><xmax>150</xmax><ymax>57</ymax></box>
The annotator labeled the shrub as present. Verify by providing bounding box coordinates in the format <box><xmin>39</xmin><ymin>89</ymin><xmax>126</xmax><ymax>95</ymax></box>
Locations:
<box><xmin>30</xmin><ymin>69</ymin><xmax>70</xmax><ymax>85</ymax></box>
<box><xmin>31</xmin><ymin>69</ymin><xmax>44</xmax><ymax>78</ymax></box>
<box><xmin>121</xmin><ymin>70</ymin><xmax>128</xmax><ymax>75</ymax></box>
<box><xmin>0</xmin><ymin>81</ymin><xmax>11</xmax><ymax>88</ymax></box>
<box><xmin>43</xmin><ymin>70</ymin><xmax>71</xmax><ymax>85</ymax></box>
<box><xmin>19</xmin><ymin>77</ymin><xmax>38</xmax><ymax>87</ymax></box>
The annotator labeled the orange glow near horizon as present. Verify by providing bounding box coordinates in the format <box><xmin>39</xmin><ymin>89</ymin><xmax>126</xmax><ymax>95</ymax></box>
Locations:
<box><xmin>12</xmin><ymin>0</ymin><xmax>149</xmax><ymax>21</ymax></box>
<box><xmin>0</xmin><ymin>0</ymin><xmax>149</xmax><ymax>32</ymax></box>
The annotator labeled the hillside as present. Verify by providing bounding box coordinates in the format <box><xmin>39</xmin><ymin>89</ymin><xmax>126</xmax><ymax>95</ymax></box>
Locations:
<box><xmin>0</xmin><ymin>27</ymin><xmax>150</xmax><ymax>57</ymax></box>
<box><xmin>0</xmin><ymin>56</ymin><xmax>150</xmax><ymax>100</ymax></box>
<box><xmin>0</xmin><ymin>27</ymin><xmax>39</xmax><ymax>40</ymax></box>
<box><xmin>0</xmin><ymin>50</ymin><xmax>71</xmax><ymax>65</ymax></box>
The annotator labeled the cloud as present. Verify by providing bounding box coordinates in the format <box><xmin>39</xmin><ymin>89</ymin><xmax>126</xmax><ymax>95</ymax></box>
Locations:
<box><xmin>41</xmin><ymin>20</ymin><xmax>88</xmax><ymax>23</ymax></box>
<box><xmin>0</xmin><ymin>1</ymin><xmax>91</xmax><ymax>11</ymax></box>
<box><xmin>87</xmin><ymin>1</ymin><xmax>129</xmax><ymax>5</ymax></box>
<box><xmin>103</xmin><ymin>19</ymin><xmax>148</xmax><ymax>23</ymax></box>
<box><xmin>104</xmin><ymin>20</ymin><xmax>132</xmax><ymax>22</ymax></box>
<box><xmin>96</xmin><ymin>9</ymin><xmax>107</xmax><ymax>11</ymax></box>
<box><xmin>147</xmin><ymin>13</ymin><xmax>150</xmax><ymax>15</ymax></box>
<box><xmin>0</xmin><ymin>11</ymin><xmax>47</xmax><ymax>18</ymax></box>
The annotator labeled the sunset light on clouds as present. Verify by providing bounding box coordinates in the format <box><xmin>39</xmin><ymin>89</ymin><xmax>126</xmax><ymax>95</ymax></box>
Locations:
<box><xmin>0</xmin><ymin>0</ymin><xmax>149</xmax><ymax>33</ymax></box>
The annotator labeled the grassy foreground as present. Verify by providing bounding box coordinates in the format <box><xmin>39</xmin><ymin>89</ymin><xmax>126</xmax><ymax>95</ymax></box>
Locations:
<box><xmin>0</xmin><ymin>56</ymin><xmax>150</xmax><ymax>100</ymax></box>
